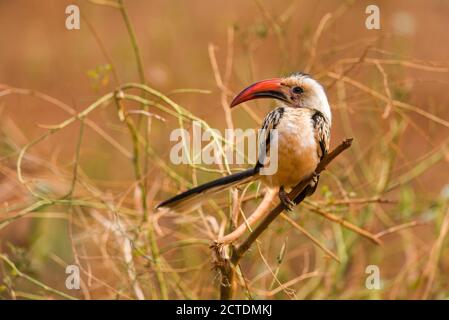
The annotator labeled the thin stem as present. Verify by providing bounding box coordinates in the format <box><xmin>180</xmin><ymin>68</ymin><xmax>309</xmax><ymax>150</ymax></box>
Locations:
<box><xmin>117</xmin><ymin>2</ymin><xmax>168</xmax><ymax>299</ymax></box>
<box><xmin>118</xmin><ymin>0</ymin><xmax>146</xmax><ymax>84</ymax></box>
<box><xmin>114</xmin><ymin>93</ymin><xmax>168</xmax><ymax>299</ymax></box>
<box><xmin>0</xmin><ymin>254</ymin><xmax>77</xmax><ymax>300</ymax></box>
<box><xmin>118</xmin><ymin>0</ymin><xmax>150</xmax><ymax>218</ymax></box>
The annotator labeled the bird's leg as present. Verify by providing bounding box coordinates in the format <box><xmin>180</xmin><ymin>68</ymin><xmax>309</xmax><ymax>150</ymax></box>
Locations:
<box><xmin>279</xmin><ymin>173</ymin><xmax>320</xmax><ymax>211</ymax></box>
<box><xmin>278</xmin><ymin>186</ymin><xmax>296</xmax><ymax>211</ymax></box>
<box><xmin>306</xmin><ymin>173</ymin><xmax>320</xmax><ymax>196</ymax></box>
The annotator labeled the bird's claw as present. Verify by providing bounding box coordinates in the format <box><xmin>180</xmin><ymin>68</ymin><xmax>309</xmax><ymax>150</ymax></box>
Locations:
<box><xmin>311</xmin><ymin>172</ymin><xmax>319</xmax><ymax>186</ymax></box>
<box><xmin>279</xmin><ymin>186</ymin><xmax>296</xmax><ymax>211</ymax></box>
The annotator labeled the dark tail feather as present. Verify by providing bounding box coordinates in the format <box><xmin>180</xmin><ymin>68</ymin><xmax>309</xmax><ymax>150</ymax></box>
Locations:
<box><xmin>156</xmin><ymin>168</ymin><xmax>258</xmax><ymax>213</ymax></box>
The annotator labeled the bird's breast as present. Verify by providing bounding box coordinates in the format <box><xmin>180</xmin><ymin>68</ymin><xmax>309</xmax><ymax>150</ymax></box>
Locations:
<box><xmin>261</xmin><ymin>109</ymin><xmax>319</xmax><ymax>188</ymax></box>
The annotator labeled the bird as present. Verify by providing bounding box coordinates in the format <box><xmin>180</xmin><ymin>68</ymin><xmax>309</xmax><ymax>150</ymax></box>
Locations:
<box><xmin>156</xmin><ymin>73</ymin><xmax>331</xmax><ymax>212</ymax></box>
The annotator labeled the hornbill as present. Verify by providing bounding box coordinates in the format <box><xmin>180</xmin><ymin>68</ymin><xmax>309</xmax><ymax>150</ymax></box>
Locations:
<box><xmin>156</xmin><ymin>73</ymin><xmax>331</xmax><ymax>212</ymax></box>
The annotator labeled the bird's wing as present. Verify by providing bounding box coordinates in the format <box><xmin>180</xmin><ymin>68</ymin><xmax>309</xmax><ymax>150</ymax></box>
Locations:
<box><xmin>311</xmin><ymin>110</ymin><xmax>331</xmax><ymax>160</ymax></box>
<box><xmin>256</xmin><ymin>106</ymin><xmax>285</xmax><ymax>170</ymax></box>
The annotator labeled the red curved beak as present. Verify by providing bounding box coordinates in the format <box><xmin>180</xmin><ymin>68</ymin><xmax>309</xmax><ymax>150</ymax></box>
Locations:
<box><xmin>230</xmin><ymin>78</ymin><xmax>288</xmax><ymax>108</ymax></box>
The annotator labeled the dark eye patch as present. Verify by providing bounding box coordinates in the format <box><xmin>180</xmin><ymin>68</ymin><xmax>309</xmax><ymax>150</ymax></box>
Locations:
<box><xmin>292</xmin><ymin>86</ymin><xmax>303</xmax><ymax>94</ymax></box>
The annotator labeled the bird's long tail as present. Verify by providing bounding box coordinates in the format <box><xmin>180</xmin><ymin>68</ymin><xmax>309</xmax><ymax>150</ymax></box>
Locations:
<box><xmin>156</xmin><ymin>168</ymin><xmax>258</xmax><ymax>213</ymax></box>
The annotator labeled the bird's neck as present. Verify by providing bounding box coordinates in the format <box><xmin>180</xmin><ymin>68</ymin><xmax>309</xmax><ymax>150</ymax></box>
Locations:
<box><xmin>289</xmin><ymin>103</ymin><xmax>332</xmax><ymax>125</ymax></box>
<box><xmin>309</xmin><ymin>89</ymin><xmax>332</xmax><ymax>124</ymax></box>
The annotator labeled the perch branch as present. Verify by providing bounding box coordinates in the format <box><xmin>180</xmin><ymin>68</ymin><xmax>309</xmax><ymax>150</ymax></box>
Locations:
<box><xmin>217</xmin><ymin>188</ymin><xmax>278</xmax><ymax>244</ymax></box>
<box><xmin>214</xmin><ymin>138</ymin><xmax>354</xmax><ymax>299</ymax></box>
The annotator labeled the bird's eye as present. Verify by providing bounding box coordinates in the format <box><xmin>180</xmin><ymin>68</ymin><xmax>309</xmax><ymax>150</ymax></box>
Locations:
<box><xmin>292</xmin><ymin>86</ymin><xmax>303</xmax><ymax>94</ymax></box>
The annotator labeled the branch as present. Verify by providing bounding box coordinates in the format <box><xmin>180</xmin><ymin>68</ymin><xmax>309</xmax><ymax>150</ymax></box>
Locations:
<box><xmin>234</xmin><ymin>138</ymin><xmax>354</xmax><ymax>262</ymax></box>
<box><xmin>216</xmin><ymin>188</ymin><xmax>277</xmax><ymax>244</ymax></box>
<box><xmin>213</xmin><ymin>138</ymin><xmax>354</xmax><ymax>299</ymax></box>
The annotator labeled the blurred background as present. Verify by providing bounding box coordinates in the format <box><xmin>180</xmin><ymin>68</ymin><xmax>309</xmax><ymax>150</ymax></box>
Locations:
<box><xmin>0</xmin><ymin>0</ymin><xmax>448</xmax><ymax>299</ymax></box>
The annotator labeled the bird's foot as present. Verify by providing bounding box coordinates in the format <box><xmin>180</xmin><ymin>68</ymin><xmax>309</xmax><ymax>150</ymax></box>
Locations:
<box><xmin>306</xmin><ymin>172</ymin><xmax>320</xmax><ymax>196</ymax></box>
<box><xmin>311</xmin><ymin>172</ymin><xmax>319</xmax><ymax>185</ymax></box>
<box><xmin>279</xmin><ymin>186</ymin><xmax>296</xmax><ymax>211</ymax></box>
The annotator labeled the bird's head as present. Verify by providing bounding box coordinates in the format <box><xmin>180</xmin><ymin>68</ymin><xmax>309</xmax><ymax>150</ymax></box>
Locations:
<box><xmin>230</xmin><ymin>73</ymin><xmax>331</xmax><ymax>122</ymax></box>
